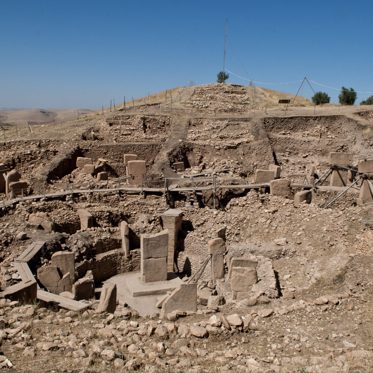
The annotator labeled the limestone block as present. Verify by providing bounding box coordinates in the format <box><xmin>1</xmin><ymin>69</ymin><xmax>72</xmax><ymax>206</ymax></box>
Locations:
<box><xmin>269</xmin><ymin>164</ymin><xmax>281</xmax><ymax>179</ymax></box>
<box><xmin>254</xmin><ymin>170</ymin><xmax>275</xmax><ymax>183</ymax></box>
<box><xmin>141</xmin><ymin>257</ymin><xmax>167</xmax><ymax>283</ymax></box>
<box><xmin>228</xmin><ymin>257</ymin><xmax>257</xmax><ymax>280</ymax></box>
<box><xmin>330</xmin><ymin>169</ymin><xmax>348</xmax><ymax>187</ymax></box>
<box><xmin>73</xmin><ymin>275</ymin><xmax>94</xmax><ymax>300</ymax></box>
<box><xmin>160</xmin><ymin>283</ymin><xmax>197</xmax><ymax>318</ymax></box>
<box><xmin>173</xmin><ymin>162</ymin><xmax>185</xmax><ymax>172</ymax></box>
<box><xmin>329</xmin><ymin>152</ymin><xmax>353</xmax><ymax>166</ymax></box>
<box><xmin>358</xmin><ymin>159</ymin><xmax>373</xmax><ymax>175</ymax></box>
<box><xmin>5</xmin><ymin>169</ymin><xmax>21</xmax><ymax>196</ymax></box>
<box><xmin>97</xmin><ymin>171</ymin><xmax>108</xmax><ymax>181</ymax></box>
<box><xmin>357</xmin><ymin>180</ymin><xmax>373</xmax><ymax>205</ymax></box>
<box><xmin>37</xmin><ymin>265</ymin><xmax>61</xmax><ymax>293</ymax></box>
<box><xmin>161</xmin><ymin>209</ymin><xmax>183</xmax><ymax>272</ymax></box>
<box><xmin>208</xmin><ymin>238</ymin><xmax>225</xmax><ymax>255</ymax></box>
<box><xmin>9</xmin><ymin>181</ymin><xmax>28</xmax><ymax>198</ymax></box>
<box><xmin>270</xmin><ymin>179</ymin><xmax>291</xmax><ymax>197</ymax></box>
<box><xmin>127</xmin><ymin>160</ymin><xmax>146</xmax><ymax>185</ymax></box>
<box><xmin>0</xmin><ymin>163</ymin><xmax>7</xmax><ymax>193</ymax></box>
<box><xmin>82</xmin><ymin>163</ymin><xmax>95</xmax><ymax>175</ymax></box>
<box><xmin>123</xmin><ymin>154</ymin><xmax>137</xmax><ymax>166</ymax></box>
<box><xmin>77</xmin><ymin>209</ymin><xmax>95</xmax><ymax>230</ymax></box>
<box><xmin>76</xmin><ymin>157</ymin><xmax>93</xmax><ymax>169</ymax></box>
<box><xmin>58</xmin><ymin>272</ymin><xmax>73</xmax><ymax>293</ymax></box>
<box><xmin>294</xmin><ymin>190</ymin><xmax>312</xmax><ymax>207</ymax></box>
<box><xmin>96</xmin><ymin>283</ymin><xmax>117</xmax><ymax>313</ymax></box>
<box><xmin>0</xmin><ymin>279</ymin><xmax>37</xmax><ymax>303</ymax></box>
<box><xmin>230</xmin><ymin>267</ymin><xmax>258</xmax><ymax>292</ymax></box>
<box><xmin>141</xmin><ymin>231</ymin><xmax>168</xmax><ymax>259</ymax></box>
<box><xmin>120</xmin><ymin>221</ymin><xmax>130</xmax><ymax>257</ymax></box>
<box><xmin>51</xmin><ymin>251</ymin><xmax>75</xmax><ymax>282</ymax></box>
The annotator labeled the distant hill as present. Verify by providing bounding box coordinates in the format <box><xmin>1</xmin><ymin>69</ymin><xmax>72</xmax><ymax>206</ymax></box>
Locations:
<box><xmin>0</xmin><ymin>108</ymin><xmax>93</xmax><ymax>126</ymax></box>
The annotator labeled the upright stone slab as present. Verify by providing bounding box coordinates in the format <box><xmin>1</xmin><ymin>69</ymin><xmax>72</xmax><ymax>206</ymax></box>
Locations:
<box><xmin>37</xmin><ymin>265</ymin><xmax>61</xmax><ymax>293</ymax></box>
<box><xmin>294</xmin><ymin>190</ymin><xmax>312</xmax><ymax>207</ymax></box>
<box><xmin>51</xmin><ymin>251</ymin><xmax>75</xmax><ymax>282</ymax></box>
<box><xmin>96</xmin><ymin>283</ymin><xmax>117</xmax><ymax>313</ymax></box>
<box><xmin>9</xmin><ymin>181</ymin><xmax>28</xmax><ymax>198</ymax></box>
<box><xmin>5</xmin><ymin>169</ymin><xmax>21</xmax><ymax>197</ymax></box>
<box><xmin>254</xmin><ymin>170</ymin><xmax>275</xmax><ymax>183</ymax></box>
<box><xmin>76</xmin><ymin>157</ymin><xmax>93</xmax><ymax>169</ymax></box>
<box><xmin>208</xmin><ymin>238</ymin><xmax>225</xmax><ymax>280</ymax></box>
<box><xmin>123</xmin><ymin>154</ymin><xmax>138</xmax><ymax>166</ymax></box>
<box><xmin>77</xmin><ymin>209</ymin><xmax>95</xmax><ymax>230</ymax></box>
<box><xmin>358</xmin><ymin>160</ymin><xmax>373</xmax><ymax>175</ymax></box>
<box><xmin>229</xmin><ymin>257</ymin><xmax>258</xmax><ymax>294</ymax></box>
<box><xmin>269</xmin><ymin>164</ymin><xmax>281</xmax><ymax>179</ymax></box>
<box><xmin>120</xmin><ymin>221</ymin><xmax>130</xmax><ymax>257</ymax></box>
<box><xmin>141</xmin><ymin>231</ymin><xmax>168</xmax><ymax>282</ymax></box>
<box><xmin>330</xmin><ymin>169</ymin><xmax>348</xmax><ymax>187</ymax></box>
<box><xmin>127</xmin><ymin>160</ymin><xmax>146</xmax><ymax>186</ymax></box>
<box><xmin>161</xmin><ymin>209</ymin><xmax>183</xmax><ymax>272</ymax></box>
<box><xmin>0</xmin><ymin>163</ymin><xmax>7</xmax><ymax>193</ymax></box>
<box><xmin>329</xmin><ymin>152</ymin><xmax>353</xmax><ymax>187</ymax></box>
<box><xmin>358</xmin><ymin>180</ymin><xmax>373</xmax><ymax>205</ymax></box>
<box><xmin>73</xmin><ymin>271</ymin><xmax>94</xmax><ymax>300</ymax></box>
<box><xmin>329</xmin><ymin>152</ymin><xmax>353</xmax><ymax>166</ymax></box>
<box><xmin>270</xmin><ymin>179</ymin><xmax>291</xmax><ymax>198</ymax></box>
<box><xmin>160</xmin><ymin>283</ymin><xmax>197</xmax><ymax>318</ymax></box>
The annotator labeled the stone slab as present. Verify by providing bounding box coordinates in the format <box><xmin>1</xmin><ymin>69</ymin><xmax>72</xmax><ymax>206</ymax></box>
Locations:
<box><xmin>270</xmin><ymin>178</ymin><xmax>291</xmax><ymax>197</ymax></box>
<box><xmin>76</xmin><ymin>157</ymin><xmax>93</xmax><ymax>169</ymax></box>
<box><xmin>255</xmin><ymin>170</ymin><xmax>275</xmax><ymax>183</ymax></box>
<box><xmin>294</xmin><ymin>190</ymin><xmax>312</xmax><ymax>207</ymax></box>
<box><xmin>141</xmin><ymin>231</ymin><xmax>169</xmax><ymax>259</ymax></box>
<box><xmin>160</xmin><ymin>283</ymin><xmax>197</xmax><ymax>318</ymax></box>
<box><xmin>358</xmin><ymin>159</ymin><xmax>373</xmax><ymax>174</ymax></box>
<box><xmin>141</xmin><ymin>257</ymin><xmax>167</xmax><ymax>283</ymax></box>
<box><xmin>123</xmin><ymin>154</ymin><xmax>137</xmax><ymax>166</ymax></box>
<box><xmin>329</xmin><ymin>152</ymin><xmax>353</xmax><ymax>166</ymax></box>
<box><xmin>51</xmin><ymin>251</ymin><xmax>75</xmax><ymax>282</ymax></box>
<box><xmin>96</xmin><ymin>283</ymin><xmax>117</xmax><ymax>313</ymax></box>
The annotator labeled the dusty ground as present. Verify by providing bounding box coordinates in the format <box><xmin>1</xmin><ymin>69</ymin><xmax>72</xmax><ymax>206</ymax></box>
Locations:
<box><xmin>1</xmin><ymin>84</ymin><xmax>373</xmax><ymax>372</ymax></box>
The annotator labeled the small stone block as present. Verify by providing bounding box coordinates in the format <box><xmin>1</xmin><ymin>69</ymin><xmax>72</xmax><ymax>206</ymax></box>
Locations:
<box><xmin>141</xmin><ymin>257</ymin><xmax>167</xmax><ymax>283</ymax></box>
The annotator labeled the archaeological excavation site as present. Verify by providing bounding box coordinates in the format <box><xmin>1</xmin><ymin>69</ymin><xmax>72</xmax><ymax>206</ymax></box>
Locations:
<box><xmin>1</xmin><ymin>84</ymin><xmax>373</xmax><ymax>372</ymax></box>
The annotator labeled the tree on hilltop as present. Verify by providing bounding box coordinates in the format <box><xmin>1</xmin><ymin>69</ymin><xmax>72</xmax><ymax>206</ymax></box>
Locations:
<box><xmin>312</xmin><ymin>91</ymin><xmax>330</xmax><ymax>105</ymax></box>
<box><xmin>217</xmin><ymin>71</ymin><xmax>229</xmax><ymax>84</ymax></box>
<box><xmin>360</xmin><ymin>95</ymin><xmax>373</xmax><ymax>105</ymax></box>
<box><xmin>339</xmin><ymin>87</ymin><xmax>357</xmax><ymax>105</ymax></box>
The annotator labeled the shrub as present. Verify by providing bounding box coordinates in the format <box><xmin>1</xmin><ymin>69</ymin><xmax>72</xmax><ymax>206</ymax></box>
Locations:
<box><xmin>312</xmin><ymin>91</ymin><xmax>330</xmax><ymax>105</ymax></box>
<box><xmin>360</xmin><ymin>96</ymin><xmax>373</xmax><ymax>105</ymax></box>
<box><xmin>217</xmin><ymin>71</ymin><xmax>229</xmax><ymax>84</ymax></box>
<box><xmin>339</xmin><ymin>87</ymin><xmax>357</xmax><ymax>105</ymax></box>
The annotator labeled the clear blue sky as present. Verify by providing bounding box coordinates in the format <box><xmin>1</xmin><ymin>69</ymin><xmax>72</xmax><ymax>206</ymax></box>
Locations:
<box><xmin>1</xmin><ymin>0</ymin><xmax>373</xmax><ymax>108</ymax></box>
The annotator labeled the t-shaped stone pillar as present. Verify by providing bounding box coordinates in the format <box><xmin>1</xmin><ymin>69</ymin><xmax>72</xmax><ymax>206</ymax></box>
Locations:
<box><xmin>161</xmin><ymin>209</ymin><xmax>183</xmax><ymax>272</ymax></box>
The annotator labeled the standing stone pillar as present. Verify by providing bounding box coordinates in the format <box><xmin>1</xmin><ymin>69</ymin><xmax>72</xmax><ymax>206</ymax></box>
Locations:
<box><xmin>0</xmin><ymin>163</ymin><xmax>7</xmax><ymax>193</ymax></box>
<box><xmin>5</xmin><ymin>169</ymin><xmax>21</xmax><ymax>197</ymax></box>
<box><xmin>208</xmin><ymin>238</ymin><xmax>226</xmax><ymax>280</ymax></box>
<box><xmin>329</xmin><ymin>152</ymin><xmax>353</xmax><ymax>187</ymax></box>
<box><xmin>161</xmin><ymin>209</ymin><xmax>183</xmax><ymax>272</ymax></box>
<box><xmin>120</xmin><ymin>221</ymin><xmax>130</xmax><ymax>257</ymax></box>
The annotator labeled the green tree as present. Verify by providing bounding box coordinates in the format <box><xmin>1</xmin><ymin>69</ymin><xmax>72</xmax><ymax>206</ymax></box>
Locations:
<box><xmin>360</xmin><ymin>95</ymin><xmax>373</xmax><ymax>105</ymax></box>
<box><xmin>312</xmin><ymin>91</ymin><xmax>330</xmax><ymax>105</ymax></box>
<box><xmin>339</xmin><ymin>87</ymin><xmax>357</xmax><ymax>105</ymax></box>
<box><xmin>217</xmin><ymin>71</ymin><xmax>229</xmax><ymax>84</ymax></box>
